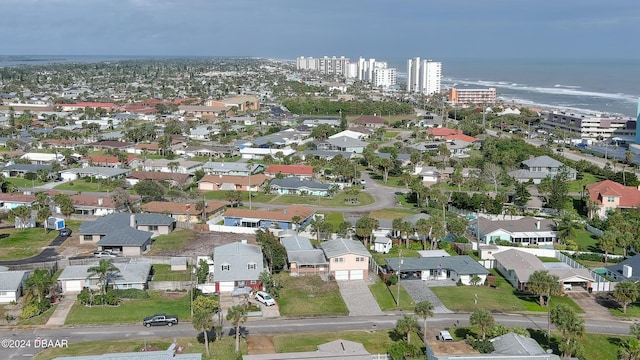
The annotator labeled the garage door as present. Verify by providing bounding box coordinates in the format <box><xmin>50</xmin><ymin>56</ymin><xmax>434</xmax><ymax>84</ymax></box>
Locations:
<box><xmin>65</xmin><ymin>280</ymin><xmax>83</xmax><ymax>292</ymax></box>
<box><xmin>334</xmin><ymin>271</ymin><xmax>349</xmax><ymax>281</ymax></box>
<box><xmin>219</xmin><ymin>282</ymin><xmax>235</xmax><ymax>292</ymax></box>
<box><xmin>350</xmin><ymin>270</ymin><xmax>364</xmax><ymax>280</ymax></box>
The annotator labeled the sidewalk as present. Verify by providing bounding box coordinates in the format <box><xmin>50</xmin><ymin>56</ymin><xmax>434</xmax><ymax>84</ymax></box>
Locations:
<box><xmin>46</xmin><ymin>293</ymin><xmax>77</xmax><ymax>327</ymax></box>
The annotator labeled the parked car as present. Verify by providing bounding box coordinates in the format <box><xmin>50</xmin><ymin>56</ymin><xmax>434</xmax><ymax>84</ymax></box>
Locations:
<box><xmin>94</xmin><ymin>251</ymin><xmax>117</xmax><ymax>258</ymax></box>
<box><xmin>59</xmin><ymin>228</ymin><xmax>72</xmax><ymax>237</ymax></box>
<box><xmin>143</xmin><ymin>314</ymin><xmax>178</xmax><ymax>327</ymax></box>
<box><xmin>438</xmin><ymin>330</ymin><xmax>454</xmax><ymax>342</ymax></box>
<box><xmin>254</xmin><ymin>291</ymin><xmax>276</xmax><ymax>306</ymax></box>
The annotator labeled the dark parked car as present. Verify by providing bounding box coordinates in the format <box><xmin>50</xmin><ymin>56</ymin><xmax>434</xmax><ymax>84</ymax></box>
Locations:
<box><xmin>143</xmin><ymin>314</ymin><xmax>178</xmax><ymax>327</ymax></box>
<box><xmin>59</xmin><ymin>228</ymin><xmax>72</xmax><ymax>237</ymax></box>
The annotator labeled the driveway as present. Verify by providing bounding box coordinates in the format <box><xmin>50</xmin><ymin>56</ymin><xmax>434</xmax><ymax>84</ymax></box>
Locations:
<box><xmin>337</xmin><ymin>280</ymin><xmax>383</xmax><ymax>316</ymax></box>
<box><xmin>401</xmin><ymin>279</ymin><xmax>453</xmax><ymax>314</ymax></box>
<box><xmin>0</xmin><ymin>234</ymin><xmax>67</xmax><ymax>266</ymax></box>
<box><xmin>568</xmin><ymin>291</ymin><xmax>617</xmax><ymax>321</ymax></box>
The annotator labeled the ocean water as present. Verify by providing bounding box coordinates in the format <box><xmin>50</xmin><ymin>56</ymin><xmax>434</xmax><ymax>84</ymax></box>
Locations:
<box><xmin>390</xmin><ymin>58</ymin><xmax>640</xmax><ymax>117</ymax></box>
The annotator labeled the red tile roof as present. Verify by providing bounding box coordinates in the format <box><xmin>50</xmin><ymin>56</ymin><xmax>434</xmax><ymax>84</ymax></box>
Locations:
<box><xmin>58</xmin><ymin>102</ymin><xmax>118</xmax><ymax>108</ymax></box>
<box><xmin>264</xmin><ymin>165</ymin><xmax>314</xmax><ymax>176</ymax></box>
<box><xmin>0</xmin><ymin>193</ymin><xmax>35</xmax><ymax>203</ymax></box>
<box><xmin>429</xmin><ymin>128</ymin><xmax>477</xmax><ymax>143</ymax></box>
<box><xmin>587</xmin><ymin>180</ymin><xmax>640</xmax><ymax>208</ymax></box>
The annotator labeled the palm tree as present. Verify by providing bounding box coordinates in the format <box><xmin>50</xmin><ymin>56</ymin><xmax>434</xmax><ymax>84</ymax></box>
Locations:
<box><xmin>87</xmin><ymin>259</ymin><xmax>120</xmax><ymax>302</ymax></box>
<box><xmin>415</xmin><ymin>301</ymin><xmax>434</xmax><ymax>343</ymax></box>
<box><xmin>470</xmin><ymin>309</ymin><xmax>494</xmax><ymax>340</ymax></box>
<box><xmin>598</xmin><ymin>230</ymin><xmax>618</xmax><ymax>266</ymax></box>
<box><xmin>10</xmin><ymin>205</ymin><xmax>32</xmax><ymax>230</ymax></box>
<box><xmin>613</xmin><ymin>281</ymin><xmax>639</xmax><ymax>314</ymax></box>
<box><xmin>226</xmin><ymin>304</ymin><xmax>248</xmax><ymax>352</ymax></box>
<box><xmin>555</xmin><ymin>215</ymin><xmax>578</xmax><ymax>245</ymax></box>
<box><xmin>192</xmin><ymin>310</ymin><xmax>213</xmax><ymax>357</ymax></box>
<box><xmin>24</xmin><ymin>269</ymin><xmax>54</xmax><ymax>312</ymax></box>
<box><xmin>395</xmin><ymin>314</ymin><xmax>419</xmax><ymax>343</ymax></box>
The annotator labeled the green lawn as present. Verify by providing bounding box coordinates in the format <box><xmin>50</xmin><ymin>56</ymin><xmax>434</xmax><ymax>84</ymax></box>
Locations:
<box><xmin>369</xmin><ymin>208</ymin><xmax>420</xmax><ymax>220</ymax></box>
<box><xmin>33</xmin><ymin>337</ymin><xmax>242</xmax><ymax>360</ymax></box>
<box><xmin>273</xmin><ymin>330</ymin><xmax>396</xmax><ymax>355</ymax></box>
<box><xmin>54</xmin><ymin>180</ymin><xmax>107</xmax><ymax>192</ymax></box>
<box><xmin>609</xmin><ymin>302</ymin><xmax>640</xmax><ymax>318</ymax></box>
<box><xmin>151</xmin><ymin>264</ymin><xmax>192</xmax><ymax>281</ymax></box>
<box><xmin>319</xmin><ymin>212</ymin><xmax>344</xmax><ymax>230</ymax></box>
<box><xmin>430</xmin><ymin>285</ymin><xmax>583</xmax><ymax>313</ymax></box>
<box><xmin>203</xmin><ymin>190</ymin><xmax>276</xmax><ymax>203</ymax></box>
<box><xmin>568</xmin><ymin>172</ymin><xmax>601</xmax><ymax>193</ymax></box>
<box><xmin>0</xmin><ymin>227</ymin><xmax>60</xmax><ymax>261</ymax></box>
<box><xmin>572</xmin><ymin>227</ymin><xmax>624</xmax><ymax>255</ymax></box>
<box><xmin>581</xmin><ymin>333</ymin><xmax>631</xmax><ymax>360</ymax></box>
<box><xmin>271</xmin><ymin>192</ymin><xmax>375</xmax><ymax>207</ymax></box>
<box><xmin>277</xmin><ymin>275</ymin><xmax>348</xmax><ymax>317</ymax></box>
<box><xmin>369</xmin><ymin>281</ymin><xmax>415</xmax><ymax>311</ymax></box>
<box><xmin>148</xmin><ymin>229</ymin><xmax>197</xmax><ymax>255</ymax></box>
<box><xmin>384</xmin><ymin>131</ymin><xmax>400</xmax><ymax>140</ymax></box>
<box><xmin>5</xmin><ymin>177</ymin><xmax>46</xmax><ymax>188</ymax></box>
<box><xmin>538</xmin><ymin>257</ymin><xmax>560</xmax><ymax>262</ymax></box>
<box><xmin>65</xmin><ymin>291</ymin><xmax>193</xmax><ymax>325</ymax></box>
<box><xmin>18</xmin><ymin>305</ymin><xmax>57</xmax><ymax>326</ymax></box>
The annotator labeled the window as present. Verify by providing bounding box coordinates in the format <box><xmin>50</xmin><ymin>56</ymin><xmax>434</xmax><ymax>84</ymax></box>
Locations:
<box><xmin>83</xmin><ymin>235</ymin><xmax>93</xmax><ymax>241</ymax></box>
<box><xmin>247</xmin><ymin>263</ymin><xmax>257</xmax><ymax>270</ymax></box>
<box><xmin>334</xmin><ymin>257</ymin><xmax>344</xmax><ymax>263</ymax></box>
<box><xmin>355</xmin><ymin>257</ymin><xmax>365</xmax><ymax>262</ymax></box>
<box><xmin>149</xmin><ymin>225</ymin><xmax>159</xmax><ymax>231</ymax></box>
<box><xmin>250</xmin><ymin>280</ymin><xmax>257</xmax><ymax>284</ymax></box>
<box><xmin>221</xmin><ymin>264</ymin><xmax>230</xmax><ymax>271</ymax></box>
<box><xmin>0</xmin><ymin>291</ymin><xmax>8</xmax><ymax>296</ymax></box>
<box><xmin>607</xmin><ymin>196</ymin><xmax>615</xmax><ymax>202</ymax></box>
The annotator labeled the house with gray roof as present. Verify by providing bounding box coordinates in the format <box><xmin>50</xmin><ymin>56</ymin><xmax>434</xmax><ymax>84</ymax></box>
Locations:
<box><xmin>280</xmin><ymin>235</ymin><xmax>328</xmax><ymax>277</ymax></box>
<box><xmin>509</xmin><ymin>155</ymin><xmax>577</xmax><ymax>184</ymax></box>
<box><xmin>605</xmin><ymin>254</ymin><xmax>640</xmax><ymax>281</ymax></box>
<box><xmin>243</xmin><ymin>339</ymin><xmax>371</xmax><ymax>360</ymax></box>
<box><xmin>57</xmin><ymin>261</ymin><xmax>151</xmax><ymax>294</ymax></box>
<box><xmin>427</xmin><ymin>332</ymin><xmax>562</xmax><ymax>359</ymax></box>
<box><xmin>202</xmin><ymin>162</ymin><xmax>265</xmax><ymax>176</ymax></box>
<box><xmin>0</xmin><ymin>270</ymin><xmax>30</xmax><ymax>303</ymax></box>
<box><xmin>1</xmin><ymin>164</ymin><xmax>54</xmax><ymax>178</ymax></box>
<box><xmin>212</xmin><ymin>240</ymin><xmax>264</xmax><ymax>294</ymax></box>
<box><xmin>386</xmin><ymin>255</ymin><xmax>489</xmax><ymax>285</ymax></box>
<box><xmin>315</xmin><ymin>136</ymin><xmax>367</xmax><ymax>154</ymax></box>
<box><xmin>299</xmin><ymin>150</ymin><xmax>358</xmax><ymax>161</ymax></box>
<box><xmin>320</xmin><ymin>238</ymin><xmax>370</xmax><ymax>280</ymax></box>
<box><xmin>269</xmin><ymin>177</ymin><xmax>332</xmax><ymax>196</ymax></box>
<box><xmin>78</xmin><ymin>213</ymin><xmax>175</xmax><ymax>256</ymax></box>
<box><xmin>52</xmin><ymin>342</ymin><xmax>201</xmax><ymax>360</ymax></box>
<box><xmin>469</xmin><ymin>216</ymin><xmax>557</xmax><ymax>246</ymax></box>
<box><xmin>60</xmin><ymin>167</ymin><xmax>130</xmax><ymax>181</ymax></box>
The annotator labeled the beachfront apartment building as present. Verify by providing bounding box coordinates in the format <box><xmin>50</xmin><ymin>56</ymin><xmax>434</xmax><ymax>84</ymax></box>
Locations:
<box><xmin>296</xmin><ymin>56</ymin><xmax>349</xmax><ymax>76</ymax></box>
<box><xmin>407</xmin><ymin>58</ymin><xmax>442</xmax><ymax>95</ymax></box>
<box><xmin>296</xmin><ymin>56</ymin><xmax>397</xmax><ymax>86</ymax></box>
<box><xmin>372</xmin><ymin>67</ymin><xmax>397</xmax><ymax>88</ymax></box>
<box><xmin>541</xmin><ymin>110</ymin><xmax>636</xmax><ymax>141</ymax></box>
<box><xmin>448</xmin><ymin>88</ymin><xmax>497</xmax><ymax>105</ymax></box>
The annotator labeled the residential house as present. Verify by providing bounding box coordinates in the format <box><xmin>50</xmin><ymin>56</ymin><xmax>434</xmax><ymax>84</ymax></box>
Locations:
<box><xmin>239</xmin><ymin>147</ymin><xmax>296</xmax><ymax>160</ymax></box>
<box><xmin>51</xmin><ymin>343</ymin><xmax>201</xmax><ymax>360</ymax></box>
<box><xmin>415</xmin><ymin>166</ymin><xmax>477</xmax><ymax>183</ymax></box>
<box><xmin>280</xmin><ymin>234</ymin><xmax>328</xmax><ymax>277</ymax></box>
<box><xmin>67</xmin><ymin>194</ymin><xmax>141</xmax><ymax>216</ymax></box>
<box><xmin>315</xmin><ymin>136</ymin><xmax>367</xmax><ymax>154</ymax></box>
<box><xmin>493</xmin><ymin>249</ymin><xmax>593</xmax><ymax>291</ymax></box>
<box><xmin>264</xmin><ymin>165</ymin><xmax>314</xmax><ymax>179</ymax></box>
<box><xmin>329</xmin><ymin>129</ymin><xmax>369</xmax><ymax>140</ymax></box>
<box><xmin>320</xmin><ymin>238</ymin><xmax>370</xmax><ymax>280</ymax></box>
<box><xmin>212</xmin><ymin>240</ymin><xmax>264</xmax><ymax>294</ymax></box>
<box><xmin>302</xmin><ymin>118</ymin><xmax>341</xmax><ymax>128</ymax></box>
<box><xmin>509</xmin><ymin>155</ymin><xmax>577</xmax><ymax>184</ymax></box>
<box><xmin>181</xmin><ymin>144</ymin><xmax>237</xmax><ymax>159</ymax></box>
<box><xmin>140</xmin><ymin>201</ymin><xmax>226</xmax><ymax>223</ymax></box>
<box><xmin>243</xmin><ymin>339</ymin><xmax>371</xmax><ymax>360</ymax></box>
<box><xmin>269</xmin><ymin>177</ymin><xmax>332</xmax><ymax>196</ymax></box>
<box><xmin>198</xmin><ymin>174</ymin><xmax>270</xmax><ymax>192</ymax></box>
<box><xmin>87</xmin><ymin>140</ymin><xmax>135</xmax><ymax>152</ymax></box>
<box><xmin>0</xmin><ymin>193</ymin><xmax>36</xmax><ymax>210</ymax></box>
<box><xmin>605</xmin><ymin>254</ymin><xmax>640</xmax><ymax>281</ymax></box>
<box><xmin>57</xmin><ymin>102</ymin><xmax>119</xmax><ymax>112</ymax></box>
<box><xmin>1</xmin><ymin>164</ymin><xmax>54</xmax><ymax>178</ymax></box>
<box><xmin>20</xmin><ymin>152</ymin><xmax>65</xmax><ymax>165</ymax></box>
<box><xmin>132</xmin><ymin>159</ymin><xmax>203</xmax><ymax>174</ymax></box>
<box><xmin>131</xmin><ymin>142</ymin><xmax>160</xmax><ymax>155</ymax></box>
<box><xmin>60</xmin><ymin>167</ymin><xmax>130</xmax><ymax>181</ymax></box>
<box><xmin>126</xmin><ymin>171</ymin><xmax>193</xmax><ymax>188</ymax></box>
<box><xmin>469</xmin><ymin>217</ymin><xmax>557</xmax><ymax>246</ymax></box>
<box><xmin>587</xmin><ymin>180</ymin><xmax>640</xmax><ymax>218</ymax></box>
<box><xmin>78</xmin><ymin>213</ymin><xmax>175</xmax><ymax>255</ymax></box>
<box><xmin>178</xmin><ymin>105</ymin><xmax>229</xmax><ymax>118</ymax></box>
<box><xmin>353</xmin><ymin>115</ymin><xmax>386</xmax><ymax>128</ymax></box>
<box><xmin>82</xmin><ymin>154</ymin><xmax>137</xmax><ymax>168</ymax></box>
<box><xmin>428</xmin><ymin>127</ymin><xmax>477</xmax><ymax>143</ymax></box>
<box><xmin>206</xmin><ymin>95</ymin><xmax>260</xmax><ymax>112</ymax></box>
<box><xmin>40</xmin><ymin>138</ymin><xmax>83</xmax><ymax>150</ymax></box>
<box><xmin>299</xmin><ymin>150</ymin><xmax>359</xmax><ymax>161</ymax></box>
<box><xmin>57</xmin><ymin>262</ymin><xmax>152</xmax><ymax>294</ymax></box>
<box><xmin>385</xmin><ymin>255</ymin><xmax>489</xmax><ymax>285</ymax></box>
<box><xmin>373</xmin><ymin>235</ymin><xmax>392</xmax><ymax>254</ymax></box>
<box><xmin>202</xmin><ymin>162</ymin><xmax>265</xmax><ymax>176</ymax></box>
<box><xmin>223</xmin><ymin>205</ymin><xmax>316</xmax><ymax>230</ymax></box>
<box><xmin>0</xmin><ymin>270</ymin><xmax>30</xmax><ymax>304</ymax></box>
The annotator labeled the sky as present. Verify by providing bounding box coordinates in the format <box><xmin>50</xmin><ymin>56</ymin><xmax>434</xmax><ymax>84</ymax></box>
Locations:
<box><xmin>1</xmin><ymin>0</ymin><xmax>639</xmax><ymax>60</ymax></box>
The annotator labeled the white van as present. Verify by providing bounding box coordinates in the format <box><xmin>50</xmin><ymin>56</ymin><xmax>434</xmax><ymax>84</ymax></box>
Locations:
<box><xmin>439</xmin><ymin>330</ymin><xmax>454</xmax><ymax>342</ymax></box>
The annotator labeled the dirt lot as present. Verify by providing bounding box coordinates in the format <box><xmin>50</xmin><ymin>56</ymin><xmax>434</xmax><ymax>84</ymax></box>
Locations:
<box><xmin>246</xmin><ymin>335</ymin><xmax>275</xmax><ymax>354</ymax></box>
<box><xmin>155</xmin><ymin>231</ymin><xmax>257</xmax><ymax>257</ymax></box>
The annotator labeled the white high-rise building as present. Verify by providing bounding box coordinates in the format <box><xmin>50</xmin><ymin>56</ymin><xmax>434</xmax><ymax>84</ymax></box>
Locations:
<box><xmin>296</xmin><ymin>55</ymin><xmax>396</xmax><ymax>86</ymax></box>
<box><xmin>407</xmin><ymin>58</ymin><xmax>442</xmax><ymax>95</ymax></box>
<box><xmin>372</xmin><ymin>67</ymin><xmax>397</xmax><ymax>88</ymax></box>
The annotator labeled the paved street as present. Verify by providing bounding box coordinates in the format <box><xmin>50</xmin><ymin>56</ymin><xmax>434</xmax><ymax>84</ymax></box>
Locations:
<box><xmin>337</xmin><ymin>280</ymin><xmax>383</xmax><ymax>316</ymax></box>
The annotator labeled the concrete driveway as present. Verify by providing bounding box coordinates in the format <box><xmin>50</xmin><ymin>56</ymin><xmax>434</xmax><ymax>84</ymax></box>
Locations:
<box><xmin>401</xmin><ymin>279</ymin><xmax>453</xmax><ymax>314</ymax></box>
<box><xmin>337</xmin><ymin>280</ymin><xmax>383</xmax><ymax>316</ymax></box>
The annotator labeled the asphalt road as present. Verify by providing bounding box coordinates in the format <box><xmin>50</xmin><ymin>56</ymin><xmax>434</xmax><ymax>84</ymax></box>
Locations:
<box><xmin>1</xmin><ymin>314</ymin><xmax>632</xmax><ymax>359</ymax></box>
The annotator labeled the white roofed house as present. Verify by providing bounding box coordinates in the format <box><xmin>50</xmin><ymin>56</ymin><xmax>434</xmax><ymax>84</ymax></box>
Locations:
<box><xmin>20</xmin><ymin>152</ymin><xmax>65</xmax><ymax>165</ymax></box>
<box><xmin>320</xmin><ymin>238</ymin><xmax>370</xmax><ymax>281</ymax></box>
<box><xmin>212</xmin><ymin>240</ymin><xmax>264</xmax><ymax>294</ymax></box>
<box><xmin>57</xmin><ymin>262</ymin><xmax>152</xmax><ymax>294</ymax></box>
<box><xmin>0</xmin><ymin>270</ymin><xmax>30</xmax><ymax>304</ymax></box>
<box><xmin>280</xmin><ymin>234</ymin><xmax>329</xmax><ymax>277</ymax></box>
<box><xmin>59</xmin><ymin>167</ymin><xmax>130</xmax><ymax>181</ymax></box>
<box><xmin>385</xmin><ymin>255</ymin><xmax>489</xmax><ymax>285</ymax></box>
<box><xmin>469</xmin><ymin>217</ymin><xmax>557</xmax><ymax>247</ymax></box>
<box><xmin>132</xmin><ymin>159</ymin><xmax>203</xmax><ymax>174</ymax></box>
<box><xmin>508</xmin><ymin>155</ymin><xmax>577</xmax><ymax>184</ymax></box>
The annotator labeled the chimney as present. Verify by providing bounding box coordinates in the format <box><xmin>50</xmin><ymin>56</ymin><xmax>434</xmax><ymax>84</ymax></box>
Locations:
<box><xmin>98</xmin><ymin>198</ymin><xmax>103</xmax><ymax>206</ymax></box>
<box><xmin>624</xmin><ymin>265</ymin><xmax>633</xmax><ymax>278</ymax></box>
<box><xmin>130</xmin><ymin>214</ymin><xmax>136</xmax><ymax>228</ymax></box>
<box><xmin>535</xmin><ymin>221</ymin><xmax>540</xmax><ymax>230</ymax></box>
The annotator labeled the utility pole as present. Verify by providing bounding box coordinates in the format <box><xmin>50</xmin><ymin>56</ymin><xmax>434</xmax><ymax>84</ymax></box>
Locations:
<box><xmin>396</xmin><ymin>249</ymin><xmax>403</xmax><ymax>307</ymax></box>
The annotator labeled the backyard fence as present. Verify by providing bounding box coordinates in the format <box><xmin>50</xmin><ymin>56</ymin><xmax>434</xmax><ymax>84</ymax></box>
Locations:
<box><xmin>555</xmin><ymin>252</ymin><xmax>613</xmax><ymax>292</ymax></box>
<box><xmin>147</xmin><ymin>281</ymin><xmax>192</xmax><ymax>291</ymax></box>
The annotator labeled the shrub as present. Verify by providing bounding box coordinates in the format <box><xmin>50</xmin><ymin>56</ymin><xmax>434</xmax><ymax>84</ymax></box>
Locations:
<box><xmin>78</xmin><ymin>288</ymin><xmax>94</xmax><ymax>306</ymax></box>
<box><xmin>112</xmin><ymin>289</ymin><xmax>149</xmax><ymax>299</ymax></box>
<box><xmin>386</xmin><ymin>275</ymin><xmax>398</xmax><ymax>286</ymax></box>
<box><xmin>20</xmin><ymin>303</ymin><xmax>41</xmax><ymax>319</ymax></box>
<box><xmin>467</xmin><ymin>336</ymin><xmax>494</xmax><ymax>353</ymax></box>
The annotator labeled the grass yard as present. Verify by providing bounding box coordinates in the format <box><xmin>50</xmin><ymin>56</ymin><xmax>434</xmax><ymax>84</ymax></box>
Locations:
<box><xmin>18</xmin><ymin>305</ymin><xmax>57</xmax><ymax>326</ymax></box>
<box><xmin>369</xmin><ymin>208</ymin><xmax>420</xmax><ymax>220</ymax></box>
<box><xmin>319</xmin><ymin>212</ymin><xmax>344</xmax><ymax>230</ymax></box>
<box><xmin>271</xmin><ymin>191</ymin><xmax>375</xmax><ymax>207</ymax></box>
<box><xmin>0</xmin><ymin>227</ymin><xmax>60</xmax><ymax>261</ymax></box>
<box><xmin>538</xmin><ymin>256</ymin><xmax>560</xmax><ymax>262</ymax></box>
<box><xmin>277</xmin><ymin>275</ymin><xmax>348</xmax><ymax>317</ymax></box>
<box><xmin>273</xmin><ymin>330</ymin><xmax>395</xmax><ymax>354</ymax></box>
<box><xmin>5</xmin><ymin>177</ymin><xmax>46</xmax><ymax>188</ymax></box>
<box><xmin>203</xmin><ymin>190</ymin><xmax>276</xmax><ymax>203</ymax></box>
<box><xmin>581</xmin><ymin>333</ymin><xmax>631</xmax><ymax>360</ymax></box>
<box><xmin>148</xmin><ymin>229</ymin><xmax>197</xmax><ymax>255</ymax></box>
<box><xmin>33</xmin><ymin>337</ymin><xmax>242</xmax><ymax>360</ymax></box>
<box><xmin>430</xmin><ymin>285</ymin><xmax>583</xmax><ymax>313</ymax></box>
<box><xmin>609</xmin><ymin>301</ymin><xmax>640</xmax><ymax>318</ymax></box>
<box><xmin>151</xmin><ymin>264</ymin><xmax>192</xmax><ymax>281</ymax></box>
<box><xmin>568</xmin><ymin>172</ymin><xmax>601</xmax><ymax>193</ymax></box>
<box><xmin>54</xmin><ymin>180</ymin><xmax>106</xmax><ymax>192</ymax></box>
<box><xmin>369</xmin><ymin>281</ymin><xmax>415</xmax><ymax>311</ymax></box>
<box><xmin>65</xmin><ymin>291</ymin><xmax>192</xmax><ymax>325</ymax></box>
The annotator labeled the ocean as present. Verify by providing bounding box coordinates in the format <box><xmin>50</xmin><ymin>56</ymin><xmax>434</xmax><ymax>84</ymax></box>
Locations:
<box><xmin>2</xmin><ymin>55</ymin><xmax>639</xmax><ymax>118</ymax></box>
<box><xmin>390</xmin><ymin>58</ymin><xmax>640</xmax><ymax>117</ymax></box>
